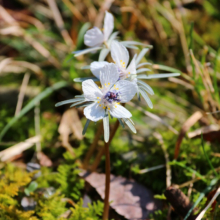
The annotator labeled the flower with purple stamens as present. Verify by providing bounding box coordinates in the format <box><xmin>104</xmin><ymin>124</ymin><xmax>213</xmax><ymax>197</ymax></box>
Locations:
<box><xmin>82</xmin><ymin>63</ymin><xmax>137</xmax><ymax>122</ymax></box>
<box><xmin>104</xmin><ymin>91</ymin><xmax>121</xmax><ymax>103</ymax></box>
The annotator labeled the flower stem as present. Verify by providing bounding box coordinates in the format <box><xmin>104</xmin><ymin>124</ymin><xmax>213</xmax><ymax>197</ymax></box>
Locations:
<box><xmin>91</xmin><ymin>120</ymin><xmax>119</xmax><ymax>171</ymax></box>
<box><xmin>102</xmin><ymin>140</ymin><xmax>110</xmax><ymax>220</ymax></box>
<box><xmin>83</xmin><ymin>122</ymin><xmax>103</xmax><ymax>169</ymax></box>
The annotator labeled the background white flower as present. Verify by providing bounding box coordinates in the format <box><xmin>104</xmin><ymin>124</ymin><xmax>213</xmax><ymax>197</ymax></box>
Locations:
<box><xmin>111</xmin><ymin>40</ymin><xmax>137</xmax><ymax>80</ymax></box>
<box><xmin>84</xmin><ymin>11</ymin><xmax>114</xmax><ymax>47</ymax></box>
<box><xmin>73</xmin><ymin>11</ymin><xmax>117</xmax><ymax>61</ymax></box>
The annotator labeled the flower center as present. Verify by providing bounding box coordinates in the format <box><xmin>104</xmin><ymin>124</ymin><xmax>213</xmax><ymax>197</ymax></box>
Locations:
<box><xmin>104</xmin><ymin>91</ymin><xmax>121</xmax><ymax>104</ymax></box>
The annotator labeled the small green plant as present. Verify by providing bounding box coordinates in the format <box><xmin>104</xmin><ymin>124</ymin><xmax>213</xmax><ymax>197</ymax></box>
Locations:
<box><xmin>69</xmin><ymin>199</ymin><xmax>103</xmax><ymax>220</ymax></box>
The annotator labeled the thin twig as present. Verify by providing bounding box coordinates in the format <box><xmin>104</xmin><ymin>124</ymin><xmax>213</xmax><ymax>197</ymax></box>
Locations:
<box><xmin>188</xmin><ymin>173</ymin><xmax>195</xmax><ymax>198</ymax></box>
<box><xmin>46</xmin><ymin>0</ymin><xmax>73</xmax><ymax>46</ymax></box>
<box><xmin>195</xmin><ymin>187</ymin><xmax>220</xmax><ymax>220</ymax></box>
<box><xmin>83</xmin><ymin>122</ymin><xmax>103</xmax><ymax>169</ymax></box>
<box><xmin>15</xmin><ymin>73</ymin><xmax>30</xmax><ymax>116</ymax></box>
<box><xmin>94</xmin><ymin>0</ymin><xmax>114</xmax><ymax>28</ymax></box>
<box><xmin>153</xmin><ymin>132</ymin><xmax>171</xmax><ymax>188</ymax></box>
<box><xmin>62</xmin><ymin>0</ymin><xmax>84</xmax><ymax>21</ymax></box>
<box><xmin>102</xmin><ymin>141</ymin><xmax>110</xmax><ymax>220</ymax></box>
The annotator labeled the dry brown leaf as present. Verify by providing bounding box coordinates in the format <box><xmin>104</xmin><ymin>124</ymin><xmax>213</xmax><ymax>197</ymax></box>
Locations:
<box><xmin>174</xmin><ymin>111</ymin><xmax>203</xmax><ymax>159</ymax></box>
<box><xmin>58</xmin><ymin>109</ymin><xmax>83</xmax><ymax>152</ymax></box>
<box><xmin>37</xmin><ymin>152</ymin><xmax>52</xmax><ymax>167</ymax></box>
<box><xmin>164</xmin><ymin>186</ymin><xmax>197</xmax><ymax>220</ymax></box>
<box><xmin>0</xmin><ymin>136</ymin><xmax>40</xmax><ymax>161</ymax></box>
<box><xmin>83</xmin><ymin>172</ymin><xmax>161</xmax><ymax>219</ymax></box>
<box><xmin>188</xmin><ymin>124</ymin><xmax>220</xmax><ymax>142</ymax></box>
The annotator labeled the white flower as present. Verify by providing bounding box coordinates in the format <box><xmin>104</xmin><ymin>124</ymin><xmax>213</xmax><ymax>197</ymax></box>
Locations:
<box><xmin>84</xmin><ymin>11</ymin><xmax>114</xmax><ymax>48</ymax></box>
<box><xmin>89</xmin><ymin>41</ymin><xmax>180</xmax><ymax>109</ymax></box>
<box><xmin>111</xmin><ymin>40</ymin><xmax>137</xmax><ymax>80</ymax></box>
<box><xmin>90</xmin><ymin>41</ymin><xmax>139</xmax><ymax>80</ymax></box>
<box><xmin>82</xmin><ymin>63</ymin><xmax>137</xmax><ymax>122</ymax></box>
<box><xmin>73</xmin><ymin>11</ymin><xmax>117</xmax><ymax>61</ymax></box>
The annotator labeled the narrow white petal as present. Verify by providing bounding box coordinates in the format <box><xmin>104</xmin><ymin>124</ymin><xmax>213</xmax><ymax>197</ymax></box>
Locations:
<box><xmin>111</xmin><ymin>40</ymin><xmax>129</xmax><ymax>69</ymax></box>
<box><xmin>107</xmin><ymin>31</ymin><xmax>119</xmax><ymax>45</ymax></box>
<box><xmin>84</xmin><ymin>27</ymin><xmax>104</xmax><ymax>47</ymax></box>
<box><xmin>136</xmin><ymin>68</ymin><xmax>151</xmax><ymax>73</ymax></box>
<box><xmin>138</xmin><ymin>73</ymin><xmax>180</xmax><ymax>79</ymax></box>
<box><xmin>137</xmin><ymin>62</ymin><xmax>152</xmax><ymax>68</ymax></box>
<box><xmin>113</xmin><ymin>80</ymin><xmax>137</xmax><ymax>103</ymax></box>
<box><xmin>135</xmin><ymin>48</ymin><xmax>149</xmax><ymax>65</ymax></box>
<box><xmin>73</xmin><ymin>47</ymin><xmax>102</xmax><ymax>56</ymax></box>
<box><xmin>82</xmin><ymin>79</ymin><xmax>102</xmax><ymax>101</ymax></box>
<box><xmin>109</xmin><ymin>104</ymin><xmax>132</xmax><ymax>118</ymax></box>
<box><xmin>126</xmin><ymin>54</ymin><xmax>137</xmax><ymax>75</ymax></box>
<box><xmin>90</xmin><ymin>61</ymin><xmax>109</xmax><ymax>79</ymax></box>
<box><xmin>98</xmin><ymin>48</ymin><xmax>110</xmax><ymax>61</ymax></box>
<box><xmin>84</xmin><ymin>102</ymin><xmax>105</xmax><ymax>122</ymax></box>
<box><xmin>100</xmin><ymin>63</ymin><xmax>119</xmax><ymax>88</ymax></box>
<box><xmin>104</xmin><ymin>11</ymin><xmax>114</xmax><ymax>41</ymax></box>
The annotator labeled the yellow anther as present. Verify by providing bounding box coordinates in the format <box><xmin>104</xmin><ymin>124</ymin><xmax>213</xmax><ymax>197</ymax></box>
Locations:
<box><xmin>128</xmin><ymin>72</ymin><xmax>130</xmax><ymax>74</ymax></box>
<box><xmin>103</xmin><ymin>106</ymin><xmax>106</xmax><ymax>109</ymax></box>
<box><xmin>97</xmin><ymin>97</ymin><xmax>100</xmax><ymax>99</ymax></box>
<box><xmin>97</xmin><ymin>101</ymin><xmax>100</xmax><ymax>103</ymax></box>
<box><xmin>99</xmin><ymin>104</ymin><xmax>102</xmax><ymax>106</ymax></box>
<box><xmin>108</xmin><ymin>108</ymin><xmax>110</xmax><ymax>110</ymax></box>
<box><xmin>105</xmin><ymin>83</ymin><xmax>107</xmax><ymax>86</ymax></box>
<box><xmin>108</xmin><ymin>83</ymin><xmax>110</xmax><ymax>85</ymax></box>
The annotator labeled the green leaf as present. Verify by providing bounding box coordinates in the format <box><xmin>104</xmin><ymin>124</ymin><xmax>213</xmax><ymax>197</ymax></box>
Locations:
<box><xmin>28</xmin><ymin>181</ymin><xmax>38</xmax><ymax>192</ymax></box>
<box><xmin>76</xmin><ymin>22</ymin><xmax>91</xmax><ymax>49</ymax></box>
<box><xmin>82</xmin><ymin>119</ymin><xmax>90</xmax><ymax>135</ymax></box>
<box><xmin>0</xmin><ymin>81</ymin><xmax>68</xmax><ymax>141</ymax></box>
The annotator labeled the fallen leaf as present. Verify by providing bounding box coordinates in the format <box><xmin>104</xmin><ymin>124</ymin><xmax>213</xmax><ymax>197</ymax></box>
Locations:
<box><xmin>174</xmin><ymin>111</ymin><xmax>203</xmax><ymax>159</ymax></box>
<box><xmin>188</xmin><ymin>124</ymin><xmax>220</xmax><ymax>142</ymax></box>
<box><xmin>164</xmin><ymin>186</ymin><xmax>197</xmax><ymax>220</ymax></box>
<box><xmin>0</xmin><ymin>136</ymin><xmax>40</xmax><ymax>161</ymax></box>
<box><xmin>37</xmin><ymin>152</ymin><xmax>52</xmax><ymax>167</ymax></box>
<box><xmin>83</xmin><ymin>172</ymin><xmax>161</xmax><ymax>219</ymax></box>
<box><xmin>58</xmin><ymin>109</ymin><xmax>83</xmax><ymax>152</ymax></box>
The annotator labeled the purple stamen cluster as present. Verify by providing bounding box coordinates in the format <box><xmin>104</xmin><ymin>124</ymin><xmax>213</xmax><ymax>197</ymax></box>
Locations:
<box><xmin>104</xmin><ymin>91</ymin><xmax>121</xmax><ymax>103</ymax></box>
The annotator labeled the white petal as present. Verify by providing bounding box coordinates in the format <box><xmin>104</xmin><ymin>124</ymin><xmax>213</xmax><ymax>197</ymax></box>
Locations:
<box><xmin>90</xmin><ymin>61</ymin><xmax>109</xmax><ymax>79</ymax></box>
<box><xmin>126</xmin><ymin>54</ymin><xmax>137</xmax><ymax>75</ymax></box>
<box><xmin>82</xmin><ymin>79</ymin><xmax>102</xmax><ymax>101</ymax></box>
<box><xmin>135</xmin><ymin>48</ymin><xmax>149</xmax><ymax>65</ymax></box>
<box><xmin>100</xmin><ymin>63</ymin><xmax>119</xmax><ymax>88</ymax></box>
<box><xmin>111</xmin><ymin>40</ymin><xmax>129</xmax><ymax>70</ymax></box>
<box><xmin>107</xmin><ymin>31</ymin><xmax>119</xmax><ymax>45</ymax></box>
<box><xmin>109</xmin><ymin>104</ymin><xmax>132</xmax><ymax>118</ymax></box>
<box><xmin>84</xmin><ymin>102</ymin><xmax>105</xmax><ymax>122</ymax></box>
<box><xmin>103</xmin><ymin>11</ymin><xmax>114</xmax><ymax>41</ymax></box>
<box><xmin>73</xmin><ymin>47</ymin><xmax>102</xmax><ymax>56</ymax></box>
<box><xmin>84</xmin><ymin>27</ymin><xmax>104</xmax><ymax>47</ymax></box>
<box><xmin>98</xmin><ymin>48</ymin><xmax>110</xmax><ymax>61</ymax></box>
<box><xmin>113</xmin><ymin>80</ymin><xmax>137</xmax><ymax>103</ymax></box>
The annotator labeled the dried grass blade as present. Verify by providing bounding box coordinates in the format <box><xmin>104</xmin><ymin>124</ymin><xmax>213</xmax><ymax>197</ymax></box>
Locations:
<box><xmin>174</xmin><ymin>111</ymin><xmax>203</xmax><ymax>159</ymax></box>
